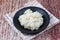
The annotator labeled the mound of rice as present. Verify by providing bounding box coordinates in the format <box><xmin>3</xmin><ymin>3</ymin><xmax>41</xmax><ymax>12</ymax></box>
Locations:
<box><xmin>18</xmin><ymin>9</ymin><xmax>43</xmax><ymax>30</ymax></box>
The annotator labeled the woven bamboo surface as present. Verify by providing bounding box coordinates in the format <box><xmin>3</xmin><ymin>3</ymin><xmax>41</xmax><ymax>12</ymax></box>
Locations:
<box><xmin>0</xmin><ymin>0</ymin><xmax>60</xmax><ymax>40</ymax></box>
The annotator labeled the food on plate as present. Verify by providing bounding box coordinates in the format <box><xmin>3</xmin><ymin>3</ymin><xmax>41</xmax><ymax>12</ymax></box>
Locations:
<box><xmin>18</xmin><ymin>9</ymin><xmax>43</xmax><ymax>30</ymax></box>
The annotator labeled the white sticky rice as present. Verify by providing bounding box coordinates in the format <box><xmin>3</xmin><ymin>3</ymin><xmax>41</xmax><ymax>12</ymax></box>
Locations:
<box><xmin>18</xmin><ymin>9</ymin><xmax>43</xmax><ymax>30</ymax></box>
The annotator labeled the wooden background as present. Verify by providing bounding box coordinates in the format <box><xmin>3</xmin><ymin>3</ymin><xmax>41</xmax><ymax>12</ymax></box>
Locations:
<box><xmin>0</xmin><ymin>0</ymin><xmax>60</xmax><ymax>40</ymax></box>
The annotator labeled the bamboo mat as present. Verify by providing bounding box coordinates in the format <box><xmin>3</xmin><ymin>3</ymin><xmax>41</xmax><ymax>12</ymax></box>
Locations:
<box><xmin>0</xmin><ymin>0</ymin><xmax>60</xmax><ymax>40</ymax></box>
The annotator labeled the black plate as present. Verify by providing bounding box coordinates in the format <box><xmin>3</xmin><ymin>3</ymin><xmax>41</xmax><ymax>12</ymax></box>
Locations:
<box><xmin>13</xmin><ymin>6</ymin><xmax>50</xmax><ymax>35</ymax></box>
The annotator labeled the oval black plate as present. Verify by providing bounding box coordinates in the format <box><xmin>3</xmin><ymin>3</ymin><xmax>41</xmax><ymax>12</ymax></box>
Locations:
<box><xmin>13</xmin><ymin>6</ymin><xmax>50</xmax><ymax>35</ymax></box>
